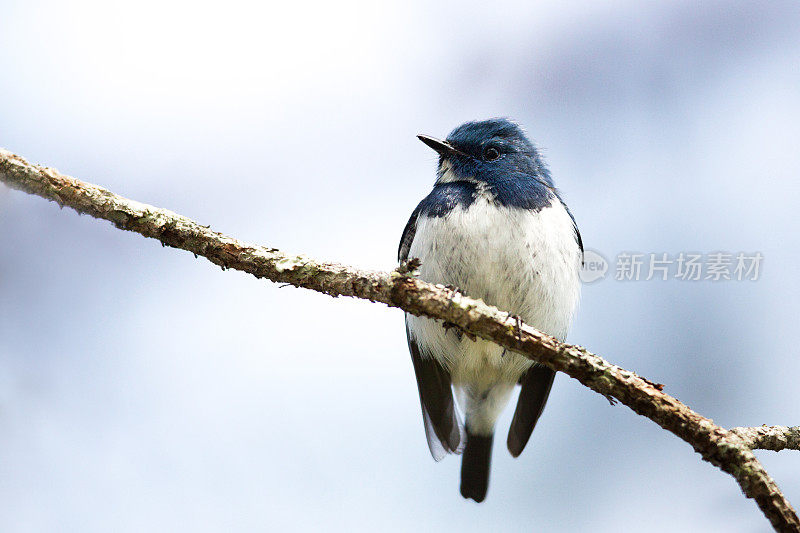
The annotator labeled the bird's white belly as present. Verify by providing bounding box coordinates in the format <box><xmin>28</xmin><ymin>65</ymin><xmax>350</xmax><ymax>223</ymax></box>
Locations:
<box><xmin>405</xmin><ymin>195</ymin><xmax>581</xmax><ymax>428</ymax></box>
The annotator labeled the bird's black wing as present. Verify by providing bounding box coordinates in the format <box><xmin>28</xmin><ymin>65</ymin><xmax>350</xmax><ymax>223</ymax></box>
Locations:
<box><xmin>398</xmin><ymin>204</ymin><xmax>421</xmax><ymax>263</ymax></box>
<box><xmin>399</xmin><ymin>204</ymin><xmax>463</xmax><ymax>460</ymax></box>
<box><xmin>554</xmin><ymin>192</ymin><xmax>584</xmax><ymax>263</ymax></box>
<box><xmin>507</xmin><ymin>364</ymin><xmax>556</xmax><ymax>457</ymax></box>
<box><xmin>405</xmin><ymin>321</ymin><xmax>464</xmax><ymax>460</ymax></box>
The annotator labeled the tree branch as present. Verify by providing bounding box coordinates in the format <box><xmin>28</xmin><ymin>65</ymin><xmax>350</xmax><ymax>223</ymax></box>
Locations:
<box><xmin>1</xmin><ymin>148</ymin><xmax>798</xmax><ymax>532</ymax></box>
<box><xmin>732</xmin><ymin>426</ymin><xmax>800</xmax><ymax>452</ymax></box>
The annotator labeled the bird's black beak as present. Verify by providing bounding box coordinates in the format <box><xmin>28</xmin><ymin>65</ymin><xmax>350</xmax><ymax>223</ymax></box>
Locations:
<box><xmin>417</xmin><ymin>134</ymin><xmax>466</xmax><ymax>158</ymax></box>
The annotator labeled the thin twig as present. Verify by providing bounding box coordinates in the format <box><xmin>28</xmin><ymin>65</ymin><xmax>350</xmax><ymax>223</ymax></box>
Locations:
<box><xmin>1</xmin><ymin>148</ymin><xmax>797</xmax><ymax>532</ymax></box>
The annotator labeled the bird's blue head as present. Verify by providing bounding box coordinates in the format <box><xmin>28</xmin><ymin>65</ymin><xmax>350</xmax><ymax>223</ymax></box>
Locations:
<box><xmin>417</xmin><ymin>118</ymin><xmax>554</xmax><ymax>191</ymax></box>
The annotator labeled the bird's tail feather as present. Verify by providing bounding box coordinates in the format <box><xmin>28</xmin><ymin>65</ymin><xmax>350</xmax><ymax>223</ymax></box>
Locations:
<box><xmin>460</xmin><ymin>431</ymin><xmax>493</xmax><ymax>502</ymax></box>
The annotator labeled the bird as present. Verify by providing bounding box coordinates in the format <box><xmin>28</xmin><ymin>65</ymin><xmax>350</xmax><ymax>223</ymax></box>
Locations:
<box><xmin>399</xmin><ymin>118</ymin><xmax>583</xmax><ymax>502</ymax></box>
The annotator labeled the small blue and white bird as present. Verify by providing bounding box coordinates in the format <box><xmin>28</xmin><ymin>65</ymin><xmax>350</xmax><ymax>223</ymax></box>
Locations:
<box><xmin>399</xmin><ymin>119</ymin><xmax>583</xmax><ymax>502</ymax></box>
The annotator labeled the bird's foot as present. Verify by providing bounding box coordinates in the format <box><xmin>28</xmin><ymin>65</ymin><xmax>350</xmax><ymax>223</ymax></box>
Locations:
<box><xmin>444</xmin><ymin>283</ymin><xmax>462</xmax><ymax>295</ymax></box>
<box><xmin>442</xmin><ymin>321</ymin><xmax>463</xmax><ymax>341</ymax></box>
<box><xmin>442</xmin><ymin>321</ymin><xmax>475</xmax><ymax>342</ymax></box>
<box><xmin>395</xmin><ymin>258</ymin><xmax>421</xmax><ymax>276</ymax></box>
<box><xmin>510</xmin><ymin>314</ymin><xmax>523</xmax><ymax>341</ymax></box>
<box><xmin>603</xmin><ymin>394</ymin><xmax>618</xmax><ymax>406</ymax></box>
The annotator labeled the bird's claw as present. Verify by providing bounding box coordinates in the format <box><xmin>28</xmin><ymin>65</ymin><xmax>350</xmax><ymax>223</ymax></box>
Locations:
<box><xmin>510</xmin><ymin>314</ymin><xmax>523</xmax><ymax>341</ymax></box>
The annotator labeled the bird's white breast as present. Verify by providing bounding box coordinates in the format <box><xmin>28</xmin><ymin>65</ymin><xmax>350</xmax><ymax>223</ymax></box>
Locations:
<box><xmin>405</xmin><ymin>192</ymin><xmax>581</xmax><ymax>411</ymax></box>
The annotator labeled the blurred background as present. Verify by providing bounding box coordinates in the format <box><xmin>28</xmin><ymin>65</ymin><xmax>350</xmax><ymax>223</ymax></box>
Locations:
<box><xmin>1</xmin><ymin>0</ymin><xmax>799</xmax><ymax>531</ymax></box>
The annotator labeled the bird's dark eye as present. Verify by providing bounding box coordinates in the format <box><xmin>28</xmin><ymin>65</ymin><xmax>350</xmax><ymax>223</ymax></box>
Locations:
<box><xmin>484</xmin><ymin>147</ymin><xmax>500</xmax><ymax>161</ymax></box>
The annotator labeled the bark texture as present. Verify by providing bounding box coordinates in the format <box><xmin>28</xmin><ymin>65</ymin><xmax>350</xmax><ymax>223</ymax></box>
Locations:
<box><xmin>731</xmin><ymin>426</ymin><xmax>800</xmax><ymax>452</ymax></box>
<box><xmin>1</xmin><ymin>148</ymin><xmax>798</xmax><ymax>531</ymax></box>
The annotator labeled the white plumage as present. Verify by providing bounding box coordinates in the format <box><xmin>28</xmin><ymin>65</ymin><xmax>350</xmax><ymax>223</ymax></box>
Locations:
<box><xmin>406</xmin><ymin>187</ymin><xmax>581</xmax><ymax>435</ymax></box>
